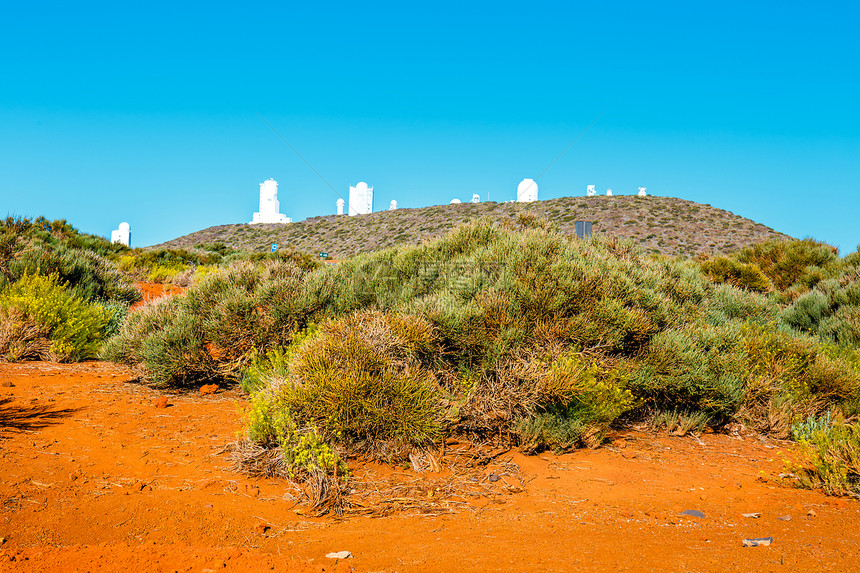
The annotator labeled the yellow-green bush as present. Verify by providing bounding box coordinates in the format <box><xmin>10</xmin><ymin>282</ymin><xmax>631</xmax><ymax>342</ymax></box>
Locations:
<box><xmin>247</xmin><ymin>311</ymin><xmax>446</xmax><ymax>461</ymax></box>
<box><xmin>516</xmin><ymin>353</ymin><xmax>637</xmax><ymax>451</ymax></box>
<box><xmin>789</xmin><ymin>415</ymin><xmax>860</xmax><ymax>496</ymax></box>
<box><xmin>0</xmin><ymin>273</ymin><xmax>113</xmax><ymax>362</ymax></box>
<box><xmin>700</xmin><ymin>256</ymin><xmax>772</xmax><ymax>292</ymax></box>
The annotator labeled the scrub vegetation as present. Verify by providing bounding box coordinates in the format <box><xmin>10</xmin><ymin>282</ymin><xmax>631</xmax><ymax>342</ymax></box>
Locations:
<box><xmin>4</xmin><ymin>211</ymin><xmax>859</xmax><ymax>508</ymax></box>
<box><xmin>0</xmin><ymin>216</ymin><xmax>138</xmax><ymax>361</ymax></box>
<box><xmin>102</xmin><ymin>217</ymin><xmax>860</xmax><ymax>506</ymax></box>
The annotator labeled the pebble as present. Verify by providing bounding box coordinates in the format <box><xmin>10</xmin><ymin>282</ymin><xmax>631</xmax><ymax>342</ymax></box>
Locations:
<box><xmin>253</xmin><ymin>523</ymin><xmax>270</xmax><ymax>535</ymax></box>
<box><xmin>742</xmin><ymin>513</ymin><xmax>761</xmax><ymax>518</ymax></box>
<box><xmin>326</xmin><ymin>551</ymin><xmax>353</xmax><ymax>559</ymax></box>
<box><xmin>777</xmin><ymin>514</ymin><xmax>791</xmax><ymax>521</ymax></box>
<box><xmin>680</xmin><ymin>510</ymin><xmax>705</xmax><ymax>518</ymax></box>
<box><xmin>742</xmin><ymin>537</ymin><xmax>773</xmax><ymax>547</ymax></box>
<box><xmin>199</xmin><ymin>384</ymin><xmax>219</xmax><ymax>395</ymax></box>
<box><xmin>154</xmin><ymin>396</ymin><xmax>168</xmax><ymax>409</ymax></box>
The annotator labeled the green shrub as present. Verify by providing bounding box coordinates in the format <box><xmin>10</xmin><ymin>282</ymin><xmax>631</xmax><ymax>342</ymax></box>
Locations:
<box><xmin>0</xmin><ymin>273</ymin><xmax>113</xmax><ymax>362</ymax></box>
<box><xmin>704</xmin><ymin>283</ymin><xmax>778</xmax><ymax>326</ymax></box>
<box><xmin>239</xmin><ymin>325</ymin><xmax>318</xmax><ymax>394</ymax></box>
<box><xmin>739</xmin><ymin>323</ymin><xmax>860</xmax><ymax>436</ymax></box>
<box><xmin>515</xmin><ymin>353</ymin><xmax>637</xmax><ymax>451</ymax></box>
<box><xmin>700</xmin><ymin>256</ymin><xmax>772</xmax><ymax>292</ymax></box>
<box><xmin>652</xmin><ymin>408</ymin><xmax>711</xmax><ymax>436</ymax></box>
<box><xmin>789</xmin><ymin>417</ymin><xmax>860</xmax><ymax>497</ymax></box>
<box><xmin>247</xmin><ymin>311</ymin><xmax>445</xmax><ymax>461</ymax></box>
<box><xmin>631</xmin><ymin>324</ymin><xmax>747</xmax><ymax>420</ymax></box>
<box><xmin>1</xmin><ymin>217</ymin><xmax>139</xmax><ymax>305</ymax></box>
<box><xmin>780</xmin><ymin>268</ymin><xmax>860</xmax><ymax>346</ymax></box>
<box><xmin>735</xmin><ymin>239</ymin><xmax>838</xmax><ymax>291</ymax></box>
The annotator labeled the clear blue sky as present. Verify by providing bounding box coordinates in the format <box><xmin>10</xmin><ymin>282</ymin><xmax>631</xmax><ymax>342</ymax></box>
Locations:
<box><xmin>2</xmin><ymin>1</ymin><xmax>858</xmax><ymax>252</ymax></box>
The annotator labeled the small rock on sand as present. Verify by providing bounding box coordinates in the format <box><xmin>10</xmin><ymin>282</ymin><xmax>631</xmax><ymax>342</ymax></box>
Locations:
<box><xmin>326</xmin><ymin>551</ymin><xmax>353</xmax><ymax>559</ymax></box>
<box><xmin>253</xmin><ymin>523</ymin><xmax>270</xmax><ymax>534</ymax></box>
<box><xmin>742</xmin><ymin>537</ymin><xmax>773</xmax><ymax>547</ymax></box>
<box><xmin>154</xmin><ymin>396</ymin><xmax>168</xmax><ymax>408</ymax></box>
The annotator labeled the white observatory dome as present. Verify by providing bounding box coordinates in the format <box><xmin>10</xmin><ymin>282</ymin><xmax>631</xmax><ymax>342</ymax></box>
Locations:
<box><xmin>118</xmin><ymin>222</ymin><xmax>130</xmax><ymax>232</ymax></box>
<box><xmin>450</xmin><ymin>198</ymin><xmax>462</xmax><ymax>204</ymax></box>
<box><xmin>517</xmin><ymin>178</ymin><xmax>538</xmax><ymax>203</ymax></box>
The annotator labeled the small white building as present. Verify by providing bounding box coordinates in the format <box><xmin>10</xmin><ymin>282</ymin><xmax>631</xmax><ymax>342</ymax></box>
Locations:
<box><xmin>638</xmin><ymin>186</ymin><xmax>647</xmax><ymax>197</ymax></box>
<box><xmin>606</xmin><ymin>188</ymin><xmax>613</xmax><ymax>196</ymax></box>
<box><xmin>471</xmin><ymin>193</ymin><xmax>481</xmax><ymax>204</ymax></box>
<box><xmin>586</xmin><ymin>185</ymin><xmax>596</xmax><ymax>197</ymax></box>
<box><xmin>450</xmin><ymin>198</ymin><xmax>462</xmax><ymax>204</ymax></box>
<box><xmin>389</xmin><ymin>200</ymin><xmax>398</xmax><ymax>210</ymax></box>
<box><xmin>251</xmin><ymin>178</ymin><xmax>291</xmax><ymax>224</ymax></box>
<box><xmin>517</xmin><ymin>178</ymin><xmax>538</xmax><ymax>203</ymax></box>
<box><xmin>110</xmin><ymin>222</ymin><xmax>130</xmax><ymax>247</ymax></box>
<box><xmin>336</xmin><ymin>198</ymin><xmax>345</xmax><ymax>215</ymax></box>
<box><xmin>349</xmin><ymin>182</ymin><xmax>373</xmax><ymax>216</ymax></box>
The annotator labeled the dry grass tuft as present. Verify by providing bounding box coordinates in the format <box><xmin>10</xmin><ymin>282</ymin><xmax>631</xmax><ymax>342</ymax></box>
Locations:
<box><xmin>0</xmin><ymin>306</ymin><xmax>51</xmax><ymax>362</ymax></box>
<box><xmin>229</xmin><ymin>438</ymin><xmax>525</xmax><ymax>518</ymax></box>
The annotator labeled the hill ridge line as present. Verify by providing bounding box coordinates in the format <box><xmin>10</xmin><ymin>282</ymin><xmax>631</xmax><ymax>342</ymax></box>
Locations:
<box><xmin>154</xmin><ymin>195</ymin><xmax>792</xmax><ymax>258</ymax></box>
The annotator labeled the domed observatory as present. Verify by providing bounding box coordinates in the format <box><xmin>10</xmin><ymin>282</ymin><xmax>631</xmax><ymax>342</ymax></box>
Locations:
<box><xmin>517</xmin><ymin>178</ymin><xmax>538</xmax><ymax>203</ymax></box>
<box><xmin>389</xmin><ymin>200</ymin><xmax>398</xmax><ymax>211</ymax></box>
<box><xmin>638</xmin><ymin>186</ymin><xmax>647</xmax><ymax>197</ymax></box>
<box><xmin>349</xmin><ymin>182</ymin><xmax>373</xmax><ymax>216</ymax></box>
<box><xmin>110</xmin><ymin>222</ymin><xmax>131</xmax><ymax>246</ymax></box>
<box><xmin>251</xmin><ymin>178</ymin><xmax>291</xmax><ymax>224</ymax></box>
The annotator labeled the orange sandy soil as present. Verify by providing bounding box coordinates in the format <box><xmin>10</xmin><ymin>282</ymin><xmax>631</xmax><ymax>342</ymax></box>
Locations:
<box><xmin>1</xmin><ymin>362</ymin><xmax>859</xmax><ymax>572</ymax></box>
<box><xmin>133</xmin><ymin>283</ymin><xmax>183</xmax><ymax>309</ymax></box>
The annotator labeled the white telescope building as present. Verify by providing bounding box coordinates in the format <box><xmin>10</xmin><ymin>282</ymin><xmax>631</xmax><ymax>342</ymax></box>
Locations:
<box><xmin>250</xmin><ymin>178</ymin><xmax>291</xmax><ymax>224</ymax></box>
<box><xmin>110</xmin><ymin>222</ymin><xmax>130</xmax><ymax>246</ymax></box>
<box><xmin>349</xmin><ymin>182</ymin><xmax>373</xmax><ymax>216</ymax></box>
<box><xmin>517</xmin><ymin>178</ymin><xmax>538</xmax><ymax>203</ymax></box>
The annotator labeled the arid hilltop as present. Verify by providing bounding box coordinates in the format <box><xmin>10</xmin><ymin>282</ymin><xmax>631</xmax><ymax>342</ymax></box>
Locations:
<box><xmin>155</xmin><ymin>195</ymin><xmax>791</xmax><ymax>258</ymax></box>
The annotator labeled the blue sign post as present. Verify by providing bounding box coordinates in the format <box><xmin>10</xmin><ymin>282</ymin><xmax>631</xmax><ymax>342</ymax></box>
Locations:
<box><xmin>271</xmin><ymin>244</ymin><xmax>278</xmax><ymax>253</ymax></box>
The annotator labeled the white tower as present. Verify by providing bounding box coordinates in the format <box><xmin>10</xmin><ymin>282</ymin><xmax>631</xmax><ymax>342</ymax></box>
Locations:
<box><xmin>637</xmin><ymin>186</ymin><xmax>647</xmax><ymax>197</ymax></box>
<box><xmin>471</xmin><ymin>193</ymin><xmax>481</xmax><ymax>204</ymax></box>
<box><xmin>336</xmin><ymin>198</ymin><xmax>345</xmax><ymax>215</ymax></box>
<box><xmin>586</xmin><ymin>185</ymin><xmax>596</xmax><ymax>197</ymax></box>
<box><xmin>606</xmin><ymin>188</ymin><xmax>613</xmax><ymax>196</ymax></box>
<box><xmin>110</xmin><ymin>222</ymin><xmax>130</xmax><ymax>247</ymax></box>
<box><xmin>517</xmin><ymin>178</ymin><xmax>538</xmax><ymax>203</ymax></box>
<box><xmin>348</xmin><ymin>182</ymin><xmax>373</xmax><ymax>216</ymax></box>
<box><xmin>251</xmin><ymin>178</ymin><xmax>291</xmax><ymax>224</ymax></box>
<box><xmin>389</xmin><ymin>200</ymin><xmax>398</xmax><ymax>211</ymax></box>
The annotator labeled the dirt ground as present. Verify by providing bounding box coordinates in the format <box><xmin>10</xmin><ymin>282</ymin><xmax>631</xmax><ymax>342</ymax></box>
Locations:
<box><xmin>1</xmin><ymin>361</ymin><xmax>859</xmax><ymax>572</ymax></box>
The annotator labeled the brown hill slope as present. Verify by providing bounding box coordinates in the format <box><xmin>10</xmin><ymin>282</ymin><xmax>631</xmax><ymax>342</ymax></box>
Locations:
<box><xmin>155</xmin><ymin>195</ymin><xmax>792</xmax><ymax>258</ymax></box>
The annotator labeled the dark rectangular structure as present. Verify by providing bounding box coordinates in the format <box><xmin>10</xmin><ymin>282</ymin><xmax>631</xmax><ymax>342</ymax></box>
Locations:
<box><xmin>575</xmin><ymin>221</ymin><xmax>593</xmax><ymax>238</ymax></box>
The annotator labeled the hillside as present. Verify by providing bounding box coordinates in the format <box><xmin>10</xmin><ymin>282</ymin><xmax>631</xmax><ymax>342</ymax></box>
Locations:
<box><xmin>155</xmin><ymin>195</ymin><xmax>792</xmax><ymax>258</ymax></box>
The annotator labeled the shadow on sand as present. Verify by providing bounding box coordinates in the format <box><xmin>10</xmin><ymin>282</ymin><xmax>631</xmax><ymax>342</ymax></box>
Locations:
<box><xmin>0</xmin><ymin>397</ymin><xmax>79</xmax><ymax>432</ymax></box>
